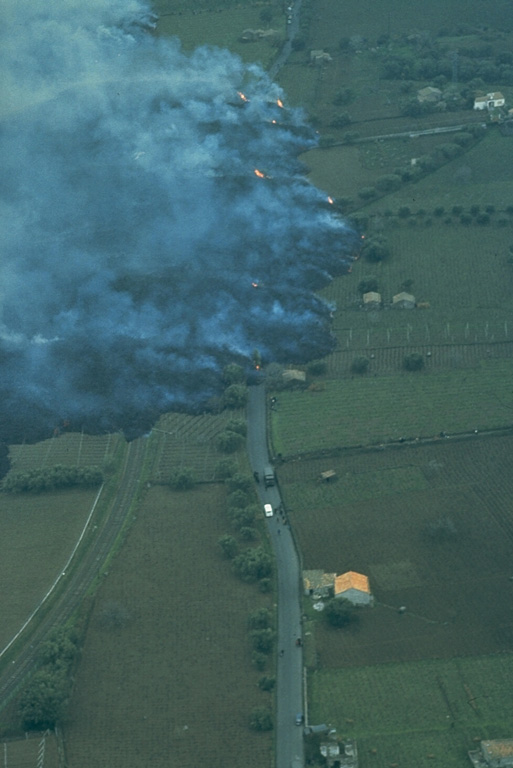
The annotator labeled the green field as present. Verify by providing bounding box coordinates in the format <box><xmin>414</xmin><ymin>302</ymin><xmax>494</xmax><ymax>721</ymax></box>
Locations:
<box><xmin>64</xmin><ymin>484</ymin><xmax>274</xmax><ymax>768</ymax></box>
<box><xmin>271</xmin><ymin>360</ymin><xmax>513</xmax><ymax>453</ymax></box>
<box><xmin>309</xmin><ymin>654</ymin><xmax>513</xmax><ymax>768</ymax></box>
<box><xmin>0</xmin><ymin>486</ymin><xmax>102</xmax><ymax>650</ymax></box>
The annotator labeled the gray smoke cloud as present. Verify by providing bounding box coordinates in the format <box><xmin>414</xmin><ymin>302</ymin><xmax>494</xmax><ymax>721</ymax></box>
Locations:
<box><xmin>0</xmin><ymin>0</ymin><xmax>355</xmax><ymax>441</ymax></box>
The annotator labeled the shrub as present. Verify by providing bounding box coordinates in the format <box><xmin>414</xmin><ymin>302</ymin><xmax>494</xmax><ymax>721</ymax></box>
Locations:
<box><xmin>168</xmin><ymin>468</ymin><xmax>195</xmax><ymax>490</ymax></box>
<box><xmin>376</xmin><ymin>174</ymin><xmax>401</xmax><ymax>192</ymax></box>
<box><xmin>225</xmin><ymin>472</ymin><xmax>253</xmax><ymax>493</ymax></box>
<box><xmin>222</xmin><ymin>363</ymin><xmax>245</xmax><ymax>385</ymax></box>
<box><xmin>362</xmin><ymin>236</ymin><xmax>390</xmax><ymax>263</ymax></box>
<box><xmin>403</xmin><ymin>352</ymin><xmax>424</xmax><ymax>371</ymax></box>
<box><xmin>248</xmin><ymin>608</ymin><xmax>272</xmax><ymax>630</ymax></box>
<box><xmin>357</xmin><ymin>277</ymin><xmax>378</xmax><ymax>295</ymax></box>
<box><xmin>249</xmin><ymin>707</ymin><xmax>273</xmax><ymax>731</ymax></box>
<box><xmin>398</xmin><ymin>206</ymin><xmax>411</xmax><ymax>218</ymax></box>
<box><xmin>307</xmin><ymin>360</ymin><xmax>327</xmax><ymax>376</ymax></box>
<box><xmin>216</xmin><ymin>430</ymin><xmax>244</xmax><ymax>453</ymax></box>
<box><xmin>225</xmin><ymin>418</ymin><xmax>247</xmax><ymax>437</ymax></box>
<box><xmin>249</xmin><ymin>628</ymin><xmax>275</xmax><ymax>654</ymax></box>
<box><xmin>214</xmin><ymin>459</ymin><xmax>237</xmax><ymax>479</ymax></box>
<box><xmin>324</xmin><ymin>598</ymin><xmax>357</xmax><ymax>628</ymax></box>
<box><xmin>218</xmin><ymin>535</ymin><xmax>238</xmax><ymax>559</ymax></box>
<box><xmin>358</xmin><ymin>187</ymin><xmax>377</xmax><ymax>200</ymax></box>
<box><xmin>258</xmin><ymin>676</ymin><xmax>276</xmax><ymax>691</ymax></box>
<box><xmin>222</xmin><ymin>384</ymin><xmax>248</xmax><ymax>409</ymax></box>
<box><xmin>351</xmin><ymin>356</ymin><xmax>370</xmax><ymax>374</ymax></box>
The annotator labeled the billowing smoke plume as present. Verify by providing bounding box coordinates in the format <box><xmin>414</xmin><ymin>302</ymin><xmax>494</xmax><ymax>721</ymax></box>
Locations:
<box><xmin>0</xmin><ymin>0</ymin><xmax>355</xmax><ymax>442</ymax></box>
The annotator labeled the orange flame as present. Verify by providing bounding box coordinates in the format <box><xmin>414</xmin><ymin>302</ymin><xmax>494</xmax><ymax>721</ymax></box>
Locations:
<box><xmin>237</xmin><ymin>91</ymin><xmax>249</xmax><ymax>102</ymax></box>
<box><xmin>254</xmin><ymin>169</ymin><xmax>265</xmax><ymax>178</ymax></box>
<box><xmin>276</xmin><ymin>99</ymin><xmax>284</xmax><ymax>108</ymax></box>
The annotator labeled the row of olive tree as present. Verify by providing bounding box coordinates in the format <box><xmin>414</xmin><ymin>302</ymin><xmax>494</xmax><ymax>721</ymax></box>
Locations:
<box><xmin>2</xmin><ymin>464</ymin><xmax>103</xmax><ymax>493</ymax></box>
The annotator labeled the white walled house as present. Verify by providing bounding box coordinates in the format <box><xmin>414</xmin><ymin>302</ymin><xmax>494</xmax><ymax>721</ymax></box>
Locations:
<box><xmin>474</xmin><ymin>92</ymin><xmax>505</xmax><ymax>110</ymax></box>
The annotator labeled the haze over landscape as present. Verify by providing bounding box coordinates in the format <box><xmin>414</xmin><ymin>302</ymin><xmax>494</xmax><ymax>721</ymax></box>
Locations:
<box><xmin>0</xmin><ymin>0</ymin><xmax>356</xmax><ymax>443</ymax></box>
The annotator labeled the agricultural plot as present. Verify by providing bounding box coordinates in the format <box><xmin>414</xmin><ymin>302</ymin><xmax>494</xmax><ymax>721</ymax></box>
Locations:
<box><xmin>156</xmin><ymin>7</ymin><xmax>282</xmax><ymax>68</ymax></box>
<box><xmin>364</xmin><ymin>129</ymin><xmax>513</xmax><ymax>213</ymax></box>
<box><xmin>7</xmin><ymin>432</ymin><xmax>124</xmax><ymax>475</ymax></box>
<box><xmin>64</xmin><ymin>485</ymin><xmax>273</xmax><ymax>768</ymax></box>
<box><xmin>271</xmin><ymin>359</ymin><xmax>513</xmax><ymax>454</ymax></box>
<box><xmin>279</xmin><ymin>435</ymin><xmax>513</xmax><ymax>666</ymax></box>
<box><xmin>0</xmin><ymin>731</ymin><xmax>60</xmax><ymax>768</ymax></box>
<box><xmin>149</xmin><ymin>409</ymin><xmax>248</xmax><ymax>482</ymax></box>
<box><xmin>309</xmin><ymin>653</ymin><xmax>513</xmax><ymax>768</ymax></box>
<box><xmin>0</xmin><ymin>488</ymin><xmax>101</xmax><ymax>649</ymax></box>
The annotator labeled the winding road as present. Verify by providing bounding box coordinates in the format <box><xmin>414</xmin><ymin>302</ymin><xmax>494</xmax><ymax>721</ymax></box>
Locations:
<box><xmin>247</xmin><ymin>385</ymin><xmax>304</xmax><ymax>768</ymax></box>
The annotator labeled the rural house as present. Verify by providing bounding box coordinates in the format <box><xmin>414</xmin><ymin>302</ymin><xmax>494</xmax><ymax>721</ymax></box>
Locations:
<box><xmin>473</xmin><ymin>92</ymin><xmax>505</xmax><ymax>110</ymax></box>
<box><xmin>469</xmin><ymin>739</ymin><xmax>513</xmax><ymax>768</ymax></box>
<box><xmin>334</xmin><ymin>571</ymin><xmax>373</xmax><ymax>605</ymax></box>
<box><xmin>417</xmin><ymin>86</ymin><xmax>442</xmax><ymax>103</ymax></box>
<box><xmin>392</xmin><ymin>291</ymin><xmax>415</xmax><ymax>309</ymax></box>
<box><xmin>363</xmin><ymin>291</ymin><xmax>381</xmax><ymax>309</ymax></box>
<box><xmin>303</xmin><ymin>570</ymin><xmax>336</xmax><ymax>598</ymax></box>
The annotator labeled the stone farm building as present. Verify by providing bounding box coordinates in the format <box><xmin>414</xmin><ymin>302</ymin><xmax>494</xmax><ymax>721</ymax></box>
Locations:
<box><xmin>334</xmin><ymin>571</ymin><xmax>373</xmax><ymax>605</ymax></box>
<box><xmin>417</xmin><ymin>86</ymin><xmax>442</xmax><ymax>103</ymax></box>
<box><xmin>469</xmin><ymin>739</ymin><xmax>513</xmax><ymax>768</ymax></box>
<box><xmin>363</xmin><ymin>291</ymin><xmax>381</xmax><ymax>309</ymax></box>
<box><xmin>303</xmin><ymin>570</ymin><xmax>336</xmax><ymax>598</ymax></box>
<box><xmin>392</xmin><ymin>291</ymin><xmax>415</xmax><ymax>309</ymax></box>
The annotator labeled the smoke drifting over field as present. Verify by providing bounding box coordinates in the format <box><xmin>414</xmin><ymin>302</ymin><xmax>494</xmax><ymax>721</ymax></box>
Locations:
<box><xmin>0</xmin><ymin>0</ymin><xmax>355</xmax><ymax>442</ymax></box>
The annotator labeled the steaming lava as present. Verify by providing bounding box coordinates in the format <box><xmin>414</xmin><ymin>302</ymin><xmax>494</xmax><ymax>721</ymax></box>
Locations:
<box><xmin>0</xmin><ymin>0</ymin><xmax>356</xmax><ymax>443</ymax></box>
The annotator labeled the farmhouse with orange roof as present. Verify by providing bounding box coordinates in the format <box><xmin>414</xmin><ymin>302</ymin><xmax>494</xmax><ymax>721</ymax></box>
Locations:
<box><xmin>334</xmin><ymin>571</ymin><xmax>373</xmax><ymax>606</ymax></box>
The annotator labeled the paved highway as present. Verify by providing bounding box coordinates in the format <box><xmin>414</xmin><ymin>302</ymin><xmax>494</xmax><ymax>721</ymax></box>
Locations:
<box><xmin>247</xmin><ymin>385</ymin><xmax>304</xmax><ymax>768</ymax></box>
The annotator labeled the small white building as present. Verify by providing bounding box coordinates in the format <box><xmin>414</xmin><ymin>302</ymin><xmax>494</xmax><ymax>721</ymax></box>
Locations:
<box><xmin>474</xmin><ymin>92</ymin><xmax>505</xmax><ymax>110</ymax></box>
<box><xmin>334</xmin><ymin>571</ymin><xmax>373</xmax><ymax>606</ymax></box>
<box><xmin>392</xmin><ymin>291</ymin><xmax>415</xmax><ymax>309</ymax></box>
